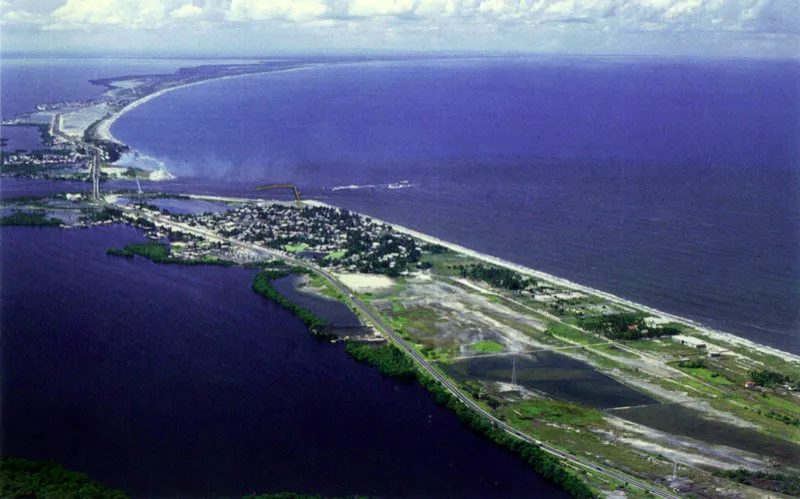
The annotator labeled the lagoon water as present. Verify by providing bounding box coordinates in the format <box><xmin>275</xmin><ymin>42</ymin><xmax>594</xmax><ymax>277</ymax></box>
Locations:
<box><xmin>111</xmin><ymin>57</ymin><xmax>800</xmax><ymax>353</ymax></box>
<box><xmin>1</xmin><ymin>225</ymin><xmax>566</xmax><ymax>498</ymax></box>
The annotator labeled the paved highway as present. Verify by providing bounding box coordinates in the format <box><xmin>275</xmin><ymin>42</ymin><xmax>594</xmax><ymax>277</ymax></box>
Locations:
<box><xmin>132</xmin><ymin>208</ymin><xmax>678</xmax><ymax>499</ymax></box>
<box><xmin>51</xmin><ymin>113</ymin><xmax>101</xmax><ymax>201</ymax></box>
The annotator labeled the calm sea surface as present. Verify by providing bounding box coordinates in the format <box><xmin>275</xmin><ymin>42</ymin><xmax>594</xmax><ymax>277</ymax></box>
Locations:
<box><xmin>0</xmin><ymin>225</ymin><xmax>565</xmax><ymax>498</ymax></box>
<box><xmin>0</xmin><ymin>56</ymin><xmax>264</xmax><ymax>120</ymax></box>
<box><xmin>1</xmin><ymin>56</ymin><xmax>798</xmax><ymax>496</ymax></box>
<box><xmin>111</xmin><ymin>57</ymin><xmax>800</xmax><ymax>352</ymax></box>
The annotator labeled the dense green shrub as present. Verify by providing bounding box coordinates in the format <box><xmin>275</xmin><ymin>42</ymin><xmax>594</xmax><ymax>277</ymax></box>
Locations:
<box><xmin>344</xmin><ymin>342</ymin><xmax>417</xmax><ymax>380</ymax></box>
<box><xmin>0</xmin><ymin>212</ymin><xmax>62</xmax><ymax>226</ymax></box>
<box><xmin>749</xmin><ymin>369</ymin><xmax>798</xmax><ymax>389</ymax></box>
<box><xmin>714</xmin><ymin>468</ymin><xmax>800</xmax><ymax>496</ymax></box>
<box><xmin>678</xmin><ymin>358</ymin><xmax>706</xmax><ymax>369</ymax></box>
<box><xmin>106</xmin><ymin>242</ymin><xmax>235</xmax><ymax>267</ymax></box>
<box><xmin>578</xmin><ymin>313</ymin><xmax>679</xmax><ymax>340</ymax></box>
<box><xmin>0</xmin><ymin>457</ymin><xmax>127</xmax><ymax>499</ymax></box>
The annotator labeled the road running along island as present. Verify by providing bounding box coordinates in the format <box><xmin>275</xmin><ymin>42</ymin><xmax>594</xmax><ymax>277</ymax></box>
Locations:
<box><xmin>3</xmin><ymin>192</ymin><xmax>799</xmax><ymax>499</ymax></box>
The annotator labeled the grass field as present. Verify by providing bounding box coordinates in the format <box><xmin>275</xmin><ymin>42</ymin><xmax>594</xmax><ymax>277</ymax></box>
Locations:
<box><xmin>324</xmin><ymin>249</ymin><xmax>347</xmax><ymax>260</ymax></box>
<box><xmin>501</xmin><ymin>398</ymin><xmax>605</xmax><ymax>427</ymax></box>
<box><xmin>547</xmin><ymin>322</ymin><xmax>598</xmax><ymax>345</ymax></box>
<box><xmin>470</xmin><ymin>340</ymin><xmax>505</xmax><ymax>353</ymax></box>
<box><xmin>284</xmin><ymin>242</ymin><xmax>309</xmax><ymax>253</ymax></box>
<box><xmin>679</xmin><ymin>366</ymin><xmax>735</xmax><ymax>386</ymax></box>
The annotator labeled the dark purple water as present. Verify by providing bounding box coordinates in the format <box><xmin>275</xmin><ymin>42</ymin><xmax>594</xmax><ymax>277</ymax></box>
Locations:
<box><xmin>110</xmin><ymin>57</ymin><xmax>800</xmax><ymax>353</ymax></box>
<box><xmin>0</xmin><ymin>225</ymin><xmax>565</xmax><ymax>498</ymax></box>
<box><xmin>0</xmin><ymin>57</ymin><xmax>264</xmax><ymax>120</ymax></box>
<box><xmin>0</xmin><ymin>125</ymin><xmax>42</xmax><ymax>151</ymax></box>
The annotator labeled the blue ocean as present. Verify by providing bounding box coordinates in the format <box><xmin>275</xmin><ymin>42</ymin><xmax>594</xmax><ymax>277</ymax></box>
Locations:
<box><xmin>0</xmin><ymin>56</ymin><xmax>263</xmax><ymax>120</ymax></box>
<box><xmin>111</xmin><ymin>57</ymin><xmax>800</xmax><ymax>352</ymax></box>
<box><xmin>2</xmin><ymin>56</ymin><xmax>798</xmax><ymax>496</ymax></box>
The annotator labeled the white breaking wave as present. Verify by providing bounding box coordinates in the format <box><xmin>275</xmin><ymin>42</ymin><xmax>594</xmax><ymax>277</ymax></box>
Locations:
<box><xmin>114</xmin><ymin>150</ymin><xmax>175</xmax><ymax>181</ymax></box>
<box><xmin>332</xmin><ymin>180</ymin><xmax>414</xmax><ymax>192</ymax></box>
<box><xmin>387</xmin><ymin>180</ymin><xmax>412</xmax><ymax>189</ymax></box>
<box><xmin>331</xmin><ymin>183</ymin><xmax>378</xmax><ymax>192</ymax></box>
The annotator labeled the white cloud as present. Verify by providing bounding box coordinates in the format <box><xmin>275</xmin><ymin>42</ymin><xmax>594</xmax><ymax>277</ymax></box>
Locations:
<box><xmin>348</xmin><ymin>0</ymin><xmax>416</xmax><ymax>17</ymax></box>
<box><xmin>3</xmin><ymin>0</ymin><xmax>794</xmax><ymax>57</ymax></box>
<box><xmin>226</xmin><ymin>0</ymin><xmax>328</xmax><ymax>22</ymax></box>
<box><xmin>1</xmin><ymin>8</ymin><xmax>46</xmax><ymax>25</ymax></box>
<box><xmin>170</xmin><ymin>3</ymin><xmax>204</xmax><ymax>19</ymax></box>
<box><xmin>51</xmin><ymin>0</ymin><xmax>178</xmax><ymax>27</ymax></box>
<box><xmin>31</xmin><ymin>0</ymin><xmax>800</xmax><ymax>35</ymax></box>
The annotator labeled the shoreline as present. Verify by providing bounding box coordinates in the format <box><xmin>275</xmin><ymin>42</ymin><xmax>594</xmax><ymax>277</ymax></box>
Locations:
<box><xmin>82</xmin><ymin>66</ymin><xmax>797</xmax><ymax>365</ymax></box>
<box><xmin>301</xmin><ymin>199</ymin><xmax>800</xmax><ymax>364</ymax></box>
<box><xmin>94</xmin><ymin>65</ymin><xmax>322</xmax><ymax>145</ymax></box>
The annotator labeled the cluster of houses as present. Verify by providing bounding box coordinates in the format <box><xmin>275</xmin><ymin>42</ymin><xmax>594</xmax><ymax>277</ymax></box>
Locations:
<box><xmin>169</xmin><ymin>202</ymin><xmax>424</xmax><ymax>275</ymax></box>
<box><xmin>1</xmin><ymin>149</ymin><xmax>87</xmax><ymax>169</ymax></box>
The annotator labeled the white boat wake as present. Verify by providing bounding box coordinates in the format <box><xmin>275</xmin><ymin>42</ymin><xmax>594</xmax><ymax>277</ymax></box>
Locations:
<box><xmin>332</xmin><ymin>180</ymin><xmax>414</xmax><ymax>192</ymax></box>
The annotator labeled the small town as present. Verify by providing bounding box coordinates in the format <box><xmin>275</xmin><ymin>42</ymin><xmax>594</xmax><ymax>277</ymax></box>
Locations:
<box><xmin>161</xmin><ymin>201</ymin><xmax>426</xmax><ymax>276</ymax></box>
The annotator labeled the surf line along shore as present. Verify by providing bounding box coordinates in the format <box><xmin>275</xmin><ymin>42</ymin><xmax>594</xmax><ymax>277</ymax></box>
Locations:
<box><xmin>298</xmin><ymin>199</ymin><xmax>799</xmax><ymax>364</ymax></box>
<box><xmin>92</xmin><ymin>64</ymin><xmax>324</xmax><ymax>145</ymax></box>
<box><xmin>174</xmin><ymin>192</ymin><xmax>798</xmax><ymax>363</ymax></box>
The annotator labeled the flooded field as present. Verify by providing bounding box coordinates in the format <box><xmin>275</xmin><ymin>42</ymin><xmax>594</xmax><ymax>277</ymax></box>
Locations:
<box><xmin>444</xmin><ymin>351</ymin><xmax>656</xmax><ymax>409</ymax></box>
<box><xmin>609</xmin><ymin>403</ymin><xmax>800</xmax><ymax>467</ymax></box>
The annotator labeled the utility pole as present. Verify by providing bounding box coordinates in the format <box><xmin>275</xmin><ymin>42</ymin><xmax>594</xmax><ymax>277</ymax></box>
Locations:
<box><xmin>511</xmin><ymin>355</ymin><xmax>518</xmax><ymax>386</ymax></box>
<box><xmin>92</xmin><ymin>149</ymin><xmax>100</xmax><ymax>201</ymax></box>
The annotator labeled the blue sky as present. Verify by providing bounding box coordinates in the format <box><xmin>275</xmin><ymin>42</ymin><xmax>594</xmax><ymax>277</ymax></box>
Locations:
<box><xmin>1</xmin><ymin>0</ymin><xmax>797</xmax><ymax>58</ymax></box>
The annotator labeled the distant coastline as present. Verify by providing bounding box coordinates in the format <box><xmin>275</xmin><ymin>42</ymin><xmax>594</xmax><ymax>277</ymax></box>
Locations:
<box><xmin>94</xmin><ymin>64</ymin><xmax>322</xmax><ymax>146</ymax></box>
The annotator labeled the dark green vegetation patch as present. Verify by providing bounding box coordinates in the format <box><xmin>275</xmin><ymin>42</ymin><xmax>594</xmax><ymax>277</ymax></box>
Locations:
<box><xmin>714</xmin><ymin>469</ymin><xmax>800</xmax><ymax>496</ymax></box>
<box><xmin>454</xmin><ymin>263</ymin><xmax>536</xmax><ymax>291</ymax></box>
<box><xmin>0</xmin><ymin>212</ymin><xmax>62</xmax><ymax>226</ymax></box>
<box><xmin>252</xmin><ymin>270</ymin><xmax>328</xmax><ymax>330</ymax></box>
<box><xmin>750</xmin><ymin>369</ymin><xmax>799</xmax><ymax>390</ymax></box>
<box><xmin>578</xmin><ymin>313</ymin><xmax>679</xmax><ymax>340</ymax></box>
<box><xmin>344</xmin><ymin>342</ymin><xmax>417</xmax><ymax>380</ymax></box>
<box><xmin>106</xmin><ymin>241</ymin><xmax>235</xmax><ymax>267</ymax></box>
<box><xmin>0</xmin><ymin>458</ymin><xmax>127</xmax><ymax>499</ymax></box>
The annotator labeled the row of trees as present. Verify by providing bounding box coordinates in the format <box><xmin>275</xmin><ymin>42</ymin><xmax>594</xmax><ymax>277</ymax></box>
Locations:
<box><xmin>344</xmin><ymin>341</ymin><xmax>418</xmax><ymax>380</ymax></box>
<box><xmin>252</xmin><ymin>271</ymin><xmax>328</xmax><ymax>331</ymax></box>
<box><xmin>106</xmin><ymin>241</ymin><xmax>235</xmax><ymax>267</ymax></box>
<box><xmin>749</xmin><ymin>369</ymin><xmax>799</xmax><ymax>389</ymax></box>
<box><xmin>344</xmin><ymin>341</ymin><xmax>594</xmax><ymax>499</ymax></box>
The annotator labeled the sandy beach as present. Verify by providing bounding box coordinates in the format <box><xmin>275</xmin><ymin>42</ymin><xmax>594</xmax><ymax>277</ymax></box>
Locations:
<box><xmin>303</xmin><ymin>199</ymin><xmax>800</xmax><ymax>364</ymax></box>
<box><xmin>94</xmin><ymin>65</ymin><xmax>321</xmax><ymax>145</ymax></box>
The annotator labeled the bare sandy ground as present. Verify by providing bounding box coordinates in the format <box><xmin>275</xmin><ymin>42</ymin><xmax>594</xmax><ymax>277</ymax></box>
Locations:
<box><xmin>61</xmin><ymin>103</ymin><xmax>112</xmax><ymax>137</ymax></box>
<box><xmin>334</xmin><ymin>272</ymin><xmax>395</xmax><ymax>293</ymax></box>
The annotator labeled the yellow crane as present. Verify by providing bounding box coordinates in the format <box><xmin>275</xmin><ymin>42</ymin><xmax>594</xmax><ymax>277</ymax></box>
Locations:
<box><xmin>255</xmin><ymin>183</ymin><xmax>303</xmax><ymax>208</ymax></box>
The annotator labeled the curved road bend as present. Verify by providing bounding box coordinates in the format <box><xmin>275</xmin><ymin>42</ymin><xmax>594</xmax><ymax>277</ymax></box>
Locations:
<box><xmin>134</xmin><ymin>210</ymin><xmax>678</xmax><ymax>499</ymax></box>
